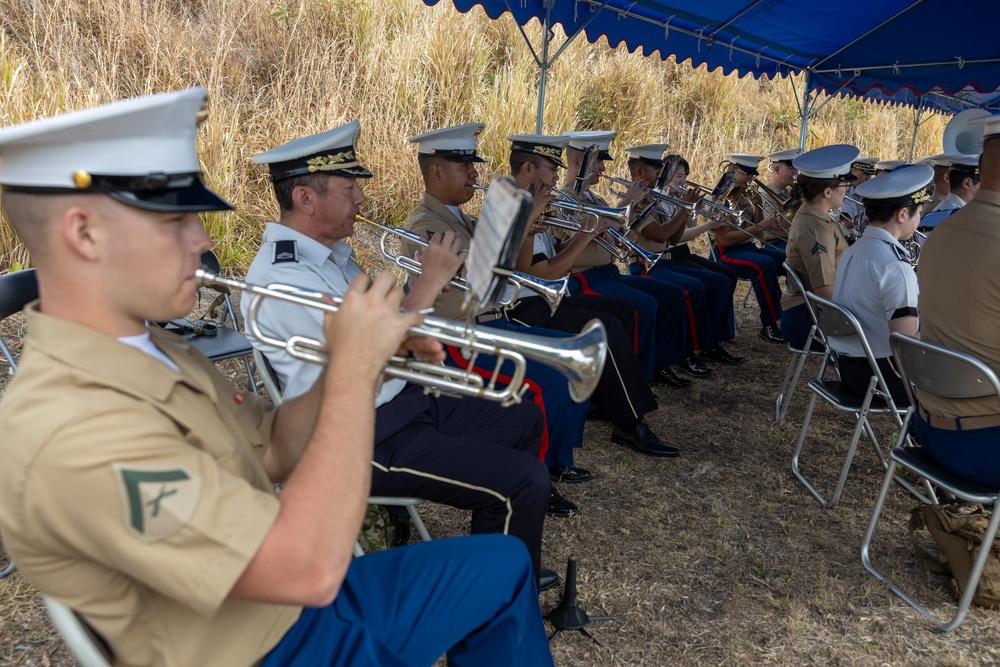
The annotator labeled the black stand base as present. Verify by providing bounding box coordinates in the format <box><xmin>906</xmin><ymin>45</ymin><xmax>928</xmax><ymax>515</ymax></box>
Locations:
<box><xmin>546</xmin><ymin>555</ymin><xmax>623</xmax><ymax>646</ymax></box>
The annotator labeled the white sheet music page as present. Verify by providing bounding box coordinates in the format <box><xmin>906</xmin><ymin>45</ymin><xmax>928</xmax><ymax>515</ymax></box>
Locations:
<box><xmin>466</xmin><ymin>176</ymin><xmax>526</xmax><ymax>309</ymax></box>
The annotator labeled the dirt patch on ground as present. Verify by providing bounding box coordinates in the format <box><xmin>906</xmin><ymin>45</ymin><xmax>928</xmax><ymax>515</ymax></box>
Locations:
<box><xmin>2</xmin><ymin>282</ymin><xmax>1000</xmax><ymax>666</ymax></box>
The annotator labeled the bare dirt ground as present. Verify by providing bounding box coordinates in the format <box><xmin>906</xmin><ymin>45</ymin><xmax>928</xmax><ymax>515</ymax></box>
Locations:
<box><xmin>2</xmin><ymin>281</ymin><xmax>1000</xmax><ymax>666</ymax></box>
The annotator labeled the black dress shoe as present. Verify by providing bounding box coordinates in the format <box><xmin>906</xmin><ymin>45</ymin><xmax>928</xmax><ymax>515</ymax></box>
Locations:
<box><xmin>699</xmin><ymin>344</ymin><xmax>746</xmax><ymax>365</ymax></box>
<box><xmin>538</xmin><ymin>568</ymin><xmax>560</xmax><ymax>593</ymax></box>
<box><xmin>547</xmin><ymin>489</ymin><xmax>578</xmax><ymax>518</ymax></box>
<box><xmin>611</xmin><ymin>421</ymin><xmax>681</xmax><ymax>458</ymax></box>
<box><xmin>549</xmin><ymin>466</ymin><xmax>593</xmax><ymax>484</ymax></box>
<box><xmin>651</xmin><ymin>366</ymin><xmax>692</xmax><ymax>389</ymax></box>
<box><xmin>759</xmin><ymin>324</ymin><xmax>785</xmax><ymax>344</ymax></box>
<box><xmin>681</xmin><ymin>355</ymin><xmax>714</xmax><ymax>377</ymax></box>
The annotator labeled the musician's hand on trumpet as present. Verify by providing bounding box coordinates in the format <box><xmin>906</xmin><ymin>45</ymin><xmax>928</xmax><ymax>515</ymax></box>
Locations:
<box><xmin>410</xmin><ymin>229</ymin><xmax>465</xmax><ymax>297</ymax></box>
<box><xmin>616</xmin><ymin>178</ymin><xmax>649</xmax><ymax>212</ymax></box>
<box><xmin>329</xmin><ymin>273</ymin><xmax>444</xmax><ymax>380</ymax></box>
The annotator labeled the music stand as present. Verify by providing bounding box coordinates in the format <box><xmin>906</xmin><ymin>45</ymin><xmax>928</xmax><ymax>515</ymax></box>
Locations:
<box><xmin>546</xmin><ymin>555</ymin><xmax>623</xmax><ymax>646</ymax></box>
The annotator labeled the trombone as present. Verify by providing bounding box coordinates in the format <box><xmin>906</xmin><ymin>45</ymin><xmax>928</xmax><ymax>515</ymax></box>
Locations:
<box><xmin>357</xmin><ymin>215</ymin><xmax>569</xmax><ymax>315</ymax></box>
<box><xmin>197</xmin><ymin>269</ymin><xmax>608</xmax><ymax>405</ymax></box>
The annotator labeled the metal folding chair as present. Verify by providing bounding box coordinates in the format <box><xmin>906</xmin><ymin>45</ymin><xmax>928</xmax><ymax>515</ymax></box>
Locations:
<box><xmin>790</xmin><ymin>293</ymin><xmax>908</xmax><ymax>508</ymax></box>
<box><xmin>0</xmin><ymin>268</ymin><xmax>38</xmax><ymax>579</ymax></box>
<box><xmin>42</xmin><ymin>595</ymin><xmax>113</xmax><ymax>667</ymax></box>
<box><xmin>252</xmin><ymin>349</ymin><xmax>433</xmax><ymax>555</ymax></box>
<box><xmin>774</xmin><ymin>262</ymin><xmax>832</xmax><ymax>425</ymax></box>
<box><xmin>862</xmin><ymin>333</ymin><xmax>1000</xmax><ymax>632</ymax></box>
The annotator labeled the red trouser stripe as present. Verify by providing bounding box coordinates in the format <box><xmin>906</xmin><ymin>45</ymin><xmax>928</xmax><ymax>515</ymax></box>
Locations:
<box><xmin>717</xmin><ymin>246</ymin><xmax>779</xmax><ymax>322</ymax></box>
<box><xmin>636</xmin><ymin>272</ymin><xmax>700</xmax><ymax>353</ymax></box>
<box><xmin>446</xmin><ymin>344</ymin><xmax>549</xmax><ymax>462</ymax></box>
<box><xmin>573</xmin><ymin>271</ymin><xmax>641</xmax><ymax>355</ymax></box>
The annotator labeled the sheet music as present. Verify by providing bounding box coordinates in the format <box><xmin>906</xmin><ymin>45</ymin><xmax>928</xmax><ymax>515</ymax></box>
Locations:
<box><xmin>467</xmin><ymin>176</ymin><xmax>531</xmax><ymax>309</ymax></box>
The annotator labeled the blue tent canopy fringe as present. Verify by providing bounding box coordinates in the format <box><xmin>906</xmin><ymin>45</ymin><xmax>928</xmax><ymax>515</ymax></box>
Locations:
<box><xmin>425</xmin><ymin>0</ymin><xmax>1000</xmax><ymax>116</ymax></box>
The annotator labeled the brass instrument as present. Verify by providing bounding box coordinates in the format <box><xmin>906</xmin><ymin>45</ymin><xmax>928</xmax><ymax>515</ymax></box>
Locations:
<box><xmin>697</xmin><ymin>171</ymin><xmax>787</xmax><ymax>254</ymax></box>
<box><xmin>357</xmin><ymin>215</ymin><xmax>569</xmax><ymax>315</ymax></box>
<box><xmin>601</xmin><ymin>174</ymin><xmax>697</xmax><ymax>223</ymax></box>
<box><xmin>750</xmin><ymin>178</ymin><xmax>795</xmax><ymax>232</ymax></box>
<box><xmin>197</xmin><ymin>269</ymin><xmax>608</xmax><ymax>405</ymax></box>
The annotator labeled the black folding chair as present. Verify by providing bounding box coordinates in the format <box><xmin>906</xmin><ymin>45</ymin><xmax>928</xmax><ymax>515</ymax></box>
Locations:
<box><xmin>0</xmin><ymin>268</ymin><xmax>37</xmax><ymax>579</ymax></box>
<box><xmin>861</xmin><ymin>333</ymin><xmax>1000</xmax><ymax>631</ymax></box>
<box><xmin>156</xmin><ymin>251</ymin><xmax>257</xmax><ymax>392</ymax></box>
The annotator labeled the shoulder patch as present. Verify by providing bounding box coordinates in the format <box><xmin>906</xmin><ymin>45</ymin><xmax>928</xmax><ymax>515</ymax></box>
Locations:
<box><xmin>810</xmin><ymin>241</ymin><xmax>828</xmax><ymax>256</ymax></box>
<box><xmin>891</xmin><ymin>243</ymin><xmax>910</xmax><ymax>263</ymax></box>
<box><xmin>272</xmin><ymin>239</ymin><xmax>297</xmax><ymax>264</ymax></box>
<box><xmin>113</xmin><ymin>464</ymin><xmax>201</xmax><ymax>543</ymax></box>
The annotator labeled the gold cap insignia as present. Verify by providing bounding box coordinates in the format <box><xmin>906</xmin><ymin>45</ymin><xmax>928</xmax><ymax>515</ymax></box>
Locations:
<box><xmin>306</xmin><ymin>150</ymin><xmax>359</xmax><ymax>173</ymax></box>
<box><xmin>72</xmin><ymin>170</ymin><xmax>92</xmax><ymax>189</ymax></box>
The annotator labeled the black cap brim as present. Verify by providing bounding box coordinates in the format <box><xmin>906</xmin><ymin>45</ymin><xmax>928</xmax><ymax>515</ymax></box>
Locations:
<box><xmin>599</xmin><ymin>150</ymin><xmax>614</xmax><ymax>161</ymax></box>
<box><xmin>109</xmin><ymin>185</ymin><xmax>233</xmax><ymax>212</ymax></box>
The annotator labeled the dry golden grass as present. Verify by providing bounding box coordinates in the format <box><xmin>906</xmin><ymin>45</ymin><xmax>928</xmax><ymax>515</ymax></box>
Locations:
<box><xmin>0</xmin><ymin>0</ymin><xmax>944</xmax><ymax>271</ymax></box>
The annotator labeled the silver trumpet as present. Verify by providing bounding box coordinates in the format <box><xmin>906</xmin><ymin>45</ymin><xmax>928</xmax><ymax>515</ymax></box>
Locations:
<box><xmin>196</xmin><ymin>270</ymin><xmax>607</xmax><ymax>405</ymax></box>
<box><xmin>601</xmin><ymin>174</ymin><xmax>696</xmax><ymax>222</ymax></box>
<box><xmin>358</xmin><ymin>215</ymin><xmax>569</xmax><ymax>315</ymax></box>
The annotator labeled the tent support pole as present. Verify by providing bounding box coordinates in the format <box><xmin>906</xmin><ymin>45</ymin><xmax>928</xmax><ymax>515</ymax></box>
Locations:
<box><xmin>798</xmin><ymin>70</ymin><xmax>812</xmax><ymax>149</ymax></box>
<box><xmin>534</xmin><ymin>2</ymin><xmax>554</xmax><ymax>133</ymax></box>
<box><xmin>908</xmin><ymin>97</ymin><xmax>926</xmax><ymax>162</ymax></box>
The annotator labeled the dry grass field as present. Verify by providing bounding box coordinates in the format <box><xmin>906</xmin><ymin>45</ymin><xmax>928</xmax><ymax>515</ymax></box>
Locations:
<box><xmin>0</xmin><ymin>0</ymin><xmax>944</xmax><ymax>272</ymax></box>
<box><xmin>4</xmin><ymin>285</ymin><xmax>1000</xmax><ymax>666</ymax></box>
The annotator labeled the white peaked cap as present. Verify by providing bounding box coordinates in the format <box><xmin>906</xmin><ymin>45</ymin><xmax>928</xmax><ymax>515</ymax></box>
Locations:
<box><xmin>0</xmin><ymin>87</ymin><xmax>230</xmax><ymax>212</ymax></box>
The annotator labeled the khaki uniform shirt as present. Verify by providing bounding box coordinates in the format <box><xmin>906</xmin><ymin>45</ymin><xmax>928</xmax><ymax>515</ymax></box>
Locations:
<box><xmin>782</xmin><ymin>202</ymin><xmax>848</xmax><ymax>310</ymax></box>
<box><xmin>635</xmin><ymin>207</ymin><xmax>670</xmax><ymax>255</ymax></box>
<box><xmin>550</xmin><ymin>190</ymin><xmax>617</xmax><ymax>271</ymax></box>
<box><xmin>918</xmin><ymin>189</ymin><xmax>1000</xmax><ymax>418</ymax></box>
<box><xmin>403</xmin><ymin>192</ymin><xmax>478</xmax><ymax>320</ymax></box>
<box><xmin>0</xmin><ymin>307</ymin><xmax>298</xmax><ymax>667</ymax></box>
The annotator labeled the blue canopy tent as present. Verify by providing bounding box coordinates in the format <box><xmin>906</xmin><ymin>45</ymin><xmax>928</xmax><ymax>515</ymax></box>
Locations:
<box><xmin>423</xmin><ymin>0</ymin><xmax>1000</xmax><ymax>146</ymax></box>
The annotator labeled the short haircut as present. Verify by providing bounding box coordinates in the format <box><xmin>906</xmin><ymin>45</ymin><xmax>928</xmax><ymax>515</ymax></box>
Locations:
<box><xmin>510</xmin><ymin>152</ymin><xmax>544</xmax><ymax>176</ymax></box>
<box><xmin>864</xmin><ymin>201</ymin><xmax>920</xmax><ymax>225</ymax></box>
<box><xmin>272</xmin><ymin>173</ymin><xmax>329</xmax><ymax>212</ymax></box>
<box><xmin>417</xmin><ymin>153</ymin><xmax>448</xmax><ymax>182</ymax></box>
<box><xmin>790</xmin><ymin>174</ymin><xmax>840</xmax><ymax>203</ymax></box>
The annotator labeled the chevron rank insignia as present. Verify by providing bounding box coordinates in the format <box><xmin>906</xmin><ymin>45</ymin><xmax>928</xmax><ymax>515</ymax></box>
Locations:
<box><xmin>810</xmin><ymin>242</ymin><xmax>828</xmax><ymax>256</ymax></box>
<box><xmin>113</xmin><ymin>464</ymin><xmax>201</xmax><ymax>543</ymax></box>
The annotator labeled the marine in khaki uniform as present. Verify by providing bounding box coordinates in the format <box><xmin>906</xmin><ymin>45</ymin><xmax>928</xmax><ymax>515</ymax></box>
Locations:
<box><xmin>401</xmin><ymin>123</ymin><xmax>587</xmax><ymax>518</ymax></box>
<box><xmin>708</xmin><ymin>153</ymin><xmax>787</xmax><ymax>343</ymax></box>
<box><xmin>779</xmin><ymin>144</ymin><xmax>859</xmax><ymax>351</ymax></box>
<box><xmin>502</xmin><ymin>134</ymin><xmax>680</xmax><ymax>459</ymax></box>
<box><xmin>756</xmin><ymin>147</ymin><xmax>802</xmax><ymax>250</ymax></box>
<box><xmin>0</xmin><ymin>89</ymin><xmax>554</xmax><ymax>667</ymax></box>
<box><xmin>626</xmin><ymin>143</ymin><xmax>743</xmax><ymax>367</ymax></box>
<box><xmin>918</xmin><ymin>114</ymin><xmax>1000</xmax><ymax>488</ymax></box>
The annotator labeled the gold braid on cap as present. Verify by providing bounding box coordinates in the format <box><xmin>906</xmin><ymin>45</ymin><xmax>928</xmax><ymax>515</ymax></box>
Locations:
<box><xmin>306</xmin><ymin>150</ymin><xmax>359</xmax><ymax>172</ymax></box>
<box><xmin>533</xmin><ymin>145</ymin><xmax>562</xmax><ymax>161</ymax></box>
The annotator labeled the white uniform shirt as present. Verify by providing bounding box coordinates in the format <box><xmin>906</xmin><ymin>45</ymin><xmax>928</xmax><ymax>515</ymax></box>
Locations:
<box><xmin>840</xmin><ymin>186</ymin><xmax>864</xmax><ymax>225</ymax></box>
<box><xmin>830</xmin><ymin>225</ymin><xmax>918</xmax><ymax>359</ymax></box>
<box><xmin>931</xmin><ymin>192</ymin><xmax>967</xmax><ymax>213</ymax></box>
<box><xmin>243</xmin><ymin>222</ymin><xmax>407</xmax><ymax>404</ymax></box>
